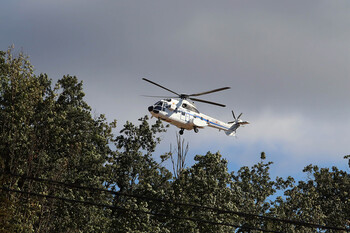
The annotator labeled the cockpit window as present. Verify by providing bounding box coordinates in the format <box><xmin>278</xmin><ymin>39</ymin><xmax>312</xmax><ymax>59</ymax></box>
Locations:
<box><xmin>153</xmin><ymin>101</ymin><xmax>162</xmax><ymax>111</ymax></box>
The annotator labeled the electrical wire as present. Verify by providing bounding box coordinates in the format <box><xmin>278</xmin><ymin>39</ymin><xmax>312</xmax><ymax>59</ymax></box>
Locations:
<box><xmin>0</xmin><ymin>186</ymin><xmax>280</xmax><ymax>233</ymax></box>
<box><xmin>1</xmin><ymin>172</ymin><xmax>349</xmax><ymax>232</ymax></box>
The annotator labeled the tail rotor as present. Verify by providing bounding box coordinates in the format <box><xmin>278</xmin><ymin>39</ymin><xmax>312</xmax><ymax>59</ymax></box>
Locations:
<box><xmin>225</xmin><ymin>110</ymin><xmax>249</xmax><ymax>137</ymax></box>
<box><xmin>228</xmin><ymin>110</ymin><xmax>243</xmax><ymax>124</ymax></box>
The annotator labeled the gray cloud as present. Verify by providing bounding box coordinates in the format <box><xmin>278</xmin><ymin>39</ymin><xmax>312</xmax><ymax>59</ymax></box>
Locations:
<box><xmin>1</xmin><ymin>0</ymin><xmax>350</xmax><ymax>175</ymax></box>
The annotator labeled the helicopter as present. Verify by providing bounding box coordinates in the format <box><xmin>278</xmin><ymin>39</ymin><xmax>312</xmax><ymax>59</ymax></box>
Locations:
<box><xmin>143</xmin><ymin>78</ymin><xmax>249</xmax><ymax>136</ymax></box>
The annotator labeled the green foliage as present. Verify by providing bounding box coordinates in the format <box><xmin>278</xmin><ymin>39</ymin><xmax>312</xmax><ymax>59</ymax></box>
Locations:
<box><xmin>106</xmin><ymin>116</ymin><xmax>172</xmax><ymax>232</ymax></box>
<box><xmin>168</xmin><ymin>152</ymin><xmax>238</xmax><ymax>232</ymax></box>
<box><xmin>271</xmin><ymin>165</ymin><xmax>350</xmax><ymax>232</ymax></box>
<box><xmin>0</xmin><ymin>48</ymin><xmax>115</xmax><ymax>232</ymax></box>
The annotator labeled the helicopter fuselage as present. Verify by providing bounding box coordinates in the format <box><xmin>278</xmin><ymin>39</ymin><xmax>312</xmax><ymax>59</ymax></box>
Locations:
<box><xmin>148</xmin><ymin>98</ymin><xmax>233</xmax><ymax>134</ymax></box>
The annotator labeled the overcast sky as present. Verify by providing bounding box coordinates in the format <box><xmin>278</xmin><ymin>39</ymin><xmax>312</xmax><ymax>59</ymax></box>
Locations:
<box><xmin>1</xmin><ymin>0</ymin><xmax>350</xmax><ymax>179</ymax></box>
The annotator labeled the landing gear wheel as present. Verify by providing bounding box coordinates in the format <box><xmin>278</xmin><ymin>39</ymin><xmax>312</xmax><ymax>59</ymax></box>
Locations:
<box><xmin>179</xmin><ymin>129</ymin><xmax>184</xmax><ymax>135</ymax></box>
<box><xmin>194</xmin><ymin>127</ymin><xmax>199</xmax><ymax>133</ymax></box>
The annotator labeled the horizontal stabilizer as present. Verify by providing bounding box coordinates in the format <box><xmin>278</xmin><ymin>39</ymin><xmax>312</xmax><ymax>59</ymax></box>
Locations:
<box><xmin>239</xmin><ymin>121</ymin><xmax>249</xmax><ymax>125</ymax></box>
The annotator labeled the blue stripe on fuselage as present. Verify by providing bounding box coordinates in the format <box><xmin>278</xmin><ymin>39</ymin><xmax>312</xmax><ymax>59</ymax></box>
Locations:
<box><xmin>181</xmin><ymin>111</ymin><xmax>230</xmax><ymax>131</ymax></box>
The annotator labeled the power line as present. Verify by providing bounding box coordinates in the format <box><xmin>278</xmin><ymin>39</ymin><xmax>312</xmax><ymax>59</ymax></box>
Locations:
<box><xmin>0</xmin><ymin>187</ymin><xmax>280</xmax><ymax>233</ymax></box>
<box><xmin>2</xmin><ymin>172</ymin><xmax>347</xmax><ymax>232</ymax></box>
<box><xmin>2</xmin><ymin>172</ymin><xmax>349</xmax><ymax>232</ymax></box>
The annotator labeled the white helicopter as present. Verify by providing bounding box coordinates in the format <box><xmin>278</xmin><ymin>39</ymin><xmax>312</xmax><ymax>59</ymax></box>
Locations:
<box><xmin>143</xmin><ymin>78</ymin><xmax>249</xmax><ymax>136</ymax></box>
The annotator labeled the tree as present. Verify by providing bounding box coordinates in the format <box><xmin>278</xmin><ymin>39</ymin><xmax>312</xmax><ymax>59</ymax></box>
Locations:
<box><xmin>168</xmin><ymin>133</ymin><xmax>188</xmax><ymax>179</ymax></box>
<box><xmin>105</xmin><ymin>116</ymin><xmax>172</xmax><ymax>232</ymax></box>
<box><xmin>271</xmin><ymin>164</ymin><xmax>350</xmax><ymax>232</ymax></box>
<box><xmin>165</xmin><ymin>151</ymin><xmax>238</xmax><ymax>232</ymax></box>
<box><xmin>0</xmin><ymin>47</ymin><xmax>116</xmax><ymax>232</ymax></box>
<box><xmin>0</xmin><ymin>47</ymin><xmax>50</xmax><ymax>232</ymax></box>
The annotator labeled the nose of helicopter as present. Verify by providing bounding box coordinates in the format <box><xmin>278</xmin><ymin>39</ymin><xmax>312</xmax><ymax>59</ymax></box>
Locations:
<box><xmin>148</xmin><ymin>106</ymin><xmax>153</xmax><ymax>112</ymax></box>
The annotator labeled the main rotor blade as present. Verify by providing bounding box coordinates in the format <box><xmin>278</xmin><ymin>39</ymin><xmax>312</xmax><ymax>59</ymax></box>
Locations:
<box><xmin>190</xmin><ymin>97</ymin><xmax>226</xmax><ymax>107</ymax></box>
<box><xmin>228</xmin><ymin>120</ymin><xmax>249</xmax><ymax>125</ymax></box>
<box><xmin>189</xmin><ymin>87</ymin><xmax>231</xmax><ymax>97</ymax></box>
<box><xmin>141</xmin><ymin>95</ymin><xmax>178</xmax><ymax>98</ymax></box>
<box><xmin>142</xmin><ymin>78</ymin><xmax>180</xmax><ymax>96</ymax></box>
<box><xmin>237</xmin><ymin>113</ymin><xmax>243</xmax><ymax>119</ymax></box>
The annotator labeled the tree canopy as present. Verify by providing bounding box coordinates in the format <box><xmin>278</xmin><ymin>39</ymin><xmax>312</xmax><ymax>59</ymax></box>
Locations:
<box><xmin>1</xmin><ymin>48</ymin><xmax>349</xmax><ymax>232</ymax></box>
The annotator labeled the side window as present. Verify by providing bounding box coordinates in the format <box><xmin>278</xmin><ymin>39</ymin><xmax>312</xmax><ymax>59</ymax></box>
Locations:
<box><xmin>182</xmin><ymin>103</ymin><xmax>199</xmax><ymax>113</ymax></box>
